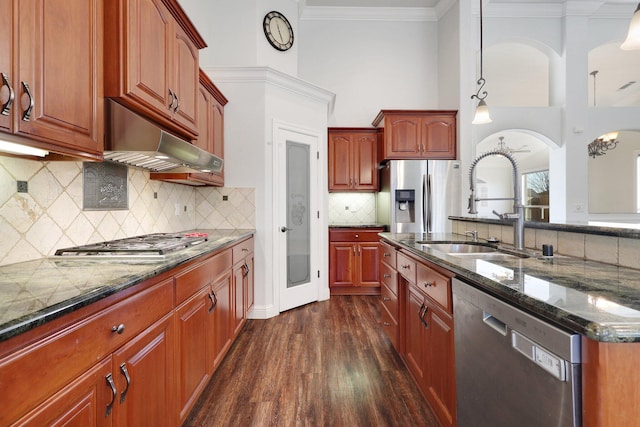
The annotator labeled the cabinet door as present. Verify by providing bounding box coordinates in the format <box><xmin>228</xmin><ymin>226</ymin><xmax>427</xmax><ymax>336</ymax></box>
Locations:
<box><xmin>17</xmin><ymin>0</ymin><xmax>103</xmax><ymax>154</ymax></box>
<box><xmin>210</xmin><ymin>271</ymin><xmax>233</xmax><ymax>370</ymax></box>
<box><xmin>232</xmin><ymin>262</ymin><xmax>246</xmax><ymax>337</ymax></box>
<box><xmin>193</xmin><ymin>84</ymin><xmax>211</xmax><ymax>152</ymax></box>
<box><xmin>353</xmin><ymin>133</ymin><xmax>378</xmax><ymax>190</ymax></box>
<box><xmin>171</xmin><ymin>22</ymin><xmax>199</xmax><ymax>134</ymax></box>
<box><xmin>425</xmin><ymin>303</ymin><xmax>456</xmax><ymax>427</ymax></box>
<box><xmin>421</xmin><ymin>115</ymin><xmax>456</xmax><ymax>159</ymax></box>
<box><xmin>404</xmin><ymin>283</ymin><xmax>427</xmax><ymax>388</ymax></box>
<box><xmin>386</xmin><ymin>115</ymin><xmax>421</xmax><ymax>158</ymax></box>
<box><xmin>210</xmin><ymin>99</ymin><xmax>225</xmax><ymax>184</ymax></box>
<box><xmin>124</xmin><ymin>0</ymin><xmax>172</xmax><ymax>119</ymax></box>
<box><xmin>14</xmin><ymin>357</ymin><xmax>113</xmax><ymax>427</ymax></box>
<box><xmin>358</xmin><ymin>242</ymin><xmax>380</xmax><ymax>287</ymax></box>
<box><xmin>175</xmin><ymin>287</ymin><xmax>211</xmax><ymax>423</ymax></box>
<box><xmin>329</xmin><ymin>242</ymin><xmax>356</xmax><ymax>287</ymax></box>
<box><xmin>0</xmin><ymin>0</ymin><xmax>12</xmax><ymax>133</ymax></box>
<box><xmin>328</xmin><ymin>133</ymin><xmax>352</xmax><ymax>191</ymax></box>
<box><xmin>244</xmin><ymin>255</ymin><xmax>255</xmax><ymax>313</ymax></box>
<box><xmin>113</xmin><ymin>313</ymin><xmax>175</xmax><ymax>427</ymax></box>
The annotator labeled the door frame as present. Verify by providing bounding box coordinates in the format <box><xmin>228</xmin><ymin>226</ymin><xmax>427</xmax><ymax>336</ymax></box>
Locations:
<box><xmin>272</xmin><ymin>120</ymin><xmax>328</xmax><ymax>313</ymax></box>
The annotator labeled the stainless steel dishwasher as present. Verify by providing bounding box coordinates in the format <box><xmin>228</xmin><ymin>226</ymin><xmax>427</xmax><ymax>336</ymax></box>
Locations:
<box><xmin>452</xmin><ymin>278</ymin><xmax>582</xmax><ymax>427</ymax></box>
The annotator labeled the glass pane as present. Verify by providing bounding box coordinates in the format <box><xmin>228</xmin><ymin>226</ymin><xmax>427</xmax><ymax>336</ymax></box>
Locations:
<box><xmin>523</xmin><ymin>170</ymin><xmax>550</xmax><ymax>222</ymax></box>
<box><xmin>286</xmin><ymin>141</ymin><xmax>311</xmax><ymax>288</ymax></box>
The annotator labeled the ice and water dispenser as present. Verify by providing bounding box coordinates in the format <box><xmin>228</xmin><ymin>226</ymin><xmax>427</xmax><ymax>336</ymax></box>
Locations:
<box><xmin>395</xmin><ymin>189</ymin><xmax>415</xmax><ymax>225</ymax></box>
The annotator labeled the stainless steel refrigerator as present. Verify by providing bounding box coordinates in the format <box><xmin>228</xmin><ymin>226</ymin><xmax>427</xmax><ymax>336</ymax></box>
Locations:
<box><xmin>376</xmin><ymin>160</ymin><xmax>461</xmax><ymax>234</ymax></box>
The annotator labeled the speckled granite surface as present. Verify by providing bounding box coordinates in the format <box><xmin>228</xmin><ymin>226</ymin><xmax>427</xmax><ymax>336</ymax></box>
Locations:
<box><xmin>381</xmin><ymin>232</ymin><xmax>640</xmax><ymax>343</ymax></box>
<box><xmin>0</xmin><ymin>229</ymin><xmax>254</xmax><ymax>343</ymax></box>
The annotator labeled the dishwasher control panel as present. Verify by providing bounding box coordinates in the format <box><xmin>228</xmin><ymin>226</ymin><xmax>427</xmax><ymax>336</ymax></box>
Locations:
<box><xmin>512</xmin><ymin>330</ymin><xmax>567</xmax><ymax>381</ymax></box>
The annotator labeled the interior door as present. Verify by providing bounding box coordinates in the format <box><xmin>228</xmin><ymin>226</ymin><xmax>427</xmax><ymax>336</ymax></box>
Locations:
<box><xmin>276</xmin><ymin>126</ymin><xmax>320</xmax><ymax>312</ymax></box>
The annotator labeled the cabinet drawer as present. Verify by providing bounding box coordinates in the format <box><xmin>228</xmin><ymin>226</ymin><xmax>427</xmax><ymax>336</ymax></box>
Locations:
<box><xmin>176</xmin><ymin>249</ymin><xmax>232</xmax><ymax>304</ymax></box>
<box><xmin>381</xmin><ymin>283</ymin><xmax>398</xmax><ymax>323</ymax></box>
<box><xmin>417</xmin><ymin>263</ymin><xmax>452</xmax><ymax>313</ymax></box>
<box><xmin>232</xmin><ymin>237</ymin><xmax>254</xmax><ymax>264</ymax></box>
<box><xmin>329</xmin><ymin>229</ymin><xmax>383</xmax><ymax>242</ymax></box>
<box><xmin>396</xmin><ymin>252</ymin><xmax>417</xmax><ymax>284</ymax></box>
<box><xmin>381</xmin><ymin>303</ymin><xmax>399</xmax><ymax>351</ymax></box>
<box><xmin>380</xmin><ymin>262</ymin><xmax>397</xmax><ymax>296</ymax></box>
<box><xmin>379</xmin><ymin>241</ymin><xmax>397</xmax><ymax>269</ymax></box>
<box><xmin>0</xmin><ymin>278</ymin><xmax>173</xmax><ymax>426</ymax></box>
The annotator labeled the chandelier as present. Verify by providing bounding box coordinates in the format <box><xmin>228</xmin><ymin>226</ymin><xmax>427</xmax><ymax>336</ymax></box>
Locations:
<box><xmin>588</xmin><ymin>132</ymin><xmax>619</xmax><ymax>158</ymax></box>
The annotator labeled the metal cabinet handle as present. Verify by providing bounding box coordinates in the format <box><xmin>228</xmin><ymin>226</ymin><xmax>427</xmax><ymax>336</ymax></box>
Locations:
<box><xmin>401</xmin><ymin>264</ymin><xmax>410</xmax><ymax>269</ymax></box>
<box><xmin>383</xmin><ymin>252</ymin><xmax>391</xmax><ymax>257</ymax></box>
<box><xmin>420</xmin><ymin>304</ymin><xmax>429</xmax><ymax>329</ymax></box>
<box><xmin>383</xmin><ymin>274</ymin><xmax>391</xmax><ymax>279</ymax></box>
<box><xmin>383</xmin><ymin>321</ymin><xmax>391</xmax><ymax>327</ymax></box>
<box><xmin>208</xmin><ymin>290</ymin><xmax>218</xmax><ymax>313</ymax></box>
<box><xmin>111</xmin><ymin>324</ymin><xmax>125</xmax><ymax>335</ymax></box>
<box><xmin>281</xmin><ymin>226</ymin><xmax>291</xmax><ymax>232</ymax></box>
<box><xmin>383</xmin><ymin>297</ymin><xmax>390</xmax><ymax>302</ymax></box>
<box><xmin>423</xmin><ymin>281</ymin><xmax>434</xmax><ymax>288</ymax></box>
<box><xmin>242</xmin><ymin>248</ymin><xmax>249</xmax><ymax>252</ymax></box>
<box><xmin>21</xmin><ymin>81</ymin><xmax>34</xmax><ymax>121</ymax></box>
<box><xmin>173</xmin><ymin>94</ymin><xmax>180</xmax><ymax>113</ymax></box>
<box><xmin>168</xmin><ymin>89</ymin><xmax>176</xmax><ymax>110</ymax></box>
<box><xmin>105</xmin><ymin>373</ymin><xmax>117</xmax><ymax>417</ymax></box>
<box><xmin>119</xmin><ymin>363</ymin><xmax>131</xmax><ymax>403</ymax></box>
<box><xmin>242</xmin><ymin>262</ymin><xmax>250</xmax><ymax>278</ymax></box>
<box><xmin>1</xmin><ymin>73</ymin><xmax>15</xmax><ymax>115</ymax></box>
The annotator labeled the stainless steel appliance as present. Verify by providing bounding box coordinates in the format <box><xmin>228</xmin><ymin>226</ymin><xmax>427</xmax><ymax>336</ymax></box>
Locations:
<box><xmin>54</xmin><ymin>232</ymin><xmax>208</xmax><ymax>259</ymax></box>
<box><xmin>376</xmin><ymin>160</ymin><xmax>461</xmax><ymax>234</ymax></box>
<box><xmin>452</xmin><ymin>278</ymin><xmax>581</xmax><ymax>427</ymax></box>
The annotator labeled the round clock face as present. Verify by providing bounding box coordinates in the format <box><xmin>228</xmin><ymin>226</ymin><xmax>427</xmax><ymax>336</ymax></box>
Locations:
<box><xmin>263</xmin><ymin>11</ymin><xmax>294</xmax><ymax>51</ymax></box>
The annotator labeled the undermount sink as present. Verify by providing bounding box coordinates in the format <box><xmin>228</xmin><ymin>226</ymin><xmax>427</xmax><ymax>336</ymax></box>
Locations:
<box><xmin>415</xmin><ymin>242</ymin><xmax>529</xmax><ymax>259</ymax></box>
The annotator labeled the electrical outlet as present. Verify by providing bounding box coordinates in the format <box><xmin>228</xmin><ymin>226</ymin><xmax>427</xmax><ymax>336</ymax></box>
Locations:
<box><xmin>174</xmin><ymin>203</ymin><xmax>181</xmax><ymax>216</ymax></box>
<box><xmin>573</xmin><ymin>203</ymin><xmax>584</xmax><ymax>213</ymax></box>
<box><xmin>154</xmin><ymin>192</ymin><xmax>158</xmax><ymax>199</ymax></box>
<box><xmin>17</xmin><ymin>181</ymin><xmax>28</xmax><ymax>193</ymax></box>
<box><xmin>222</xmin><ymin>195</ymin><xmax>228</xmax><ymax>201</ymax></box>
<box><xmin>344</xmin><ymin>206</ymin><xmax>349</xmax><ymax>210</ymax></box>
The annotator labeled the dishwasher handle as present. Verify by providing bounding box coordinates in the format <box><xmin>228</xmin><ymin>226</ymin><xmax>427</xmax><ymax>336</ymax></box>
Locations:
<box><xmin>482</xmin><ymin>311</ymin><xmax>508</xmax><ymax>336</ymax></box>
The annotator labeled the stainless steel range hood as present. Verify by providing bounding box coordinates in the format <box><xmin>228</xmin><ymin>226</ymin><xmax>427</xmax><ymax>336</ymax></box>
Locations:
<box><xmin>104</xmin><ymin>100</ymin><xmax>223</xmax><ymax>174</ymax></box>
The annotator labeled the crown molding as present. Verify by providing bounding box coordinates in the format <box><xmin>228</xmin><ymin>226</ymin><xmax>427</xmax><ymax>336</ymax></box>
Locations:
<box><xmin>300</xmin><ymin>6</ymin><xmax>436</xmax><ymax>21</ymax></box>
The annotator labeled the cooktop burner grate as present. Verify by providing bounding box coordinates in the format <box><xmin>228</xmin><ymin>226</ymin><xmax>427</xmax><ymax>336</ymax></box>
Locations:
<box><xmin>54</xmin><ymin>233</ymin><xmax>208</xmax><ymax>257</ymax></box>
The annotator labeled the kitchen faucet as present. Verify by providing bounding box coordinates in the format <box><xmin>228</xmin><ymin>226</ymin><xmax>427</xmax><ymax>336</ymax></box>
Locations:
<box><xmin>468</xmin><ymin>149</ymin><xmax>525</xmax><ymax>250</ymax></box>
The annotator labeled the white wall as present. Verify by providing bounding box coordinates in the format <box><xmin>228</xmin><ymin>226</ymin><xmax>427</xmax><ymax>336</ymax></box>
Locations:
<box><xmin>298</xmin><ymin>15</ymin><xmax>439</xmax><ymax>126</ymax></box>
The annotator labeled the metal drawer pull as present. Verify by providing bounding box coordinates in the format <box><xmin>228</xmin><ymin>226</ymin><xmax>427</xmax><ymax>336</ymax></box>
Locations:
<box><xmin>1</xmin><ymin>73</ymin><xmax>15</xmax><ymax>115</ymax></box>
<box><xmin>105</xmin><ymin>373</ymin><xmax>117</xmax><ymax>416</ymax></box>
<box><xmin>242</xmin><ymin>262</ymin><xmax>250</xmax><ymax>278</ymax></box>
<box><xmin>168</xmin><ymin>89</ymin><xmax>176</xmax><ymax>110</ymax></box>
<box><xmin>383</xmin><ymin>322</ymin><xmax>391</xmax><ymax>327</ymax></box>
<box><xmin>419</xmin><ymin>303</ymin><xmax>429</xmax><ymax>329</ymax></box>
<box><xmin>242</xmin><ymin>248</ymin><xmax>249</xmax><ymax>252</ymax></box>
<box><xmin>383</xmin><ymin>297</ymin><xmax>390</xmax><ymax>301</ymax></box>
<box><xmin>208</xmin><ymin>290</ymin><xmax>218</xmax><ymax>313</ymax></box>
<box><xmin>111</xmin><ymin>324</ymin><xmax>125</xmax><ymax>335</ymax></box>
<box><xmin>423</xmin><ymin>281</ymin><xmax>434</xmax><ymax>287</ymax></box>
<box><xmin>119</xmin><ymin>363</ymin><xmax>131</xmax><ymax>403</ymax></box>
<box><xmin>383</xmin><ymin>252</ymin><xmax>391</xmax><ymax>257</ymax></box>
<box><xmin>383</xmin><ymin>274</ymin><xmax>391</xmax><ymax>279</ymax></box>
<box><xmin>401</xmin><ymin>264</ymin><xmax>410</xmax><ymax>269</ymax></box>
<box><xmin>21</xmin><ymin>81</ymin><xmax>34</xmax><ymax>121</ymax></box>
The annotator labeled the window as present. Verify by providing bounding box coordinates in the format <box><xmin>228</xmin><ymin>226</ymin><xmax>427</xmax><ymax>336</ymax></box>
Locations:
<box><xmin>522</xmin><ymin>170</ymin><xmax>549</xmax><ymax>222</ymax></box>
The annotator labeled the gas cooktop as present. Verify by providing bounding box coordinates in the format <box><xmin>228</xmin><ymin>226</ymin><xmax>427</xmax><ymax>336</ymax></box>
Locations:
<box><xmin>54</xmin><ymin>232</ymin><xmax>209</xmax><ymax>258</ymax></box>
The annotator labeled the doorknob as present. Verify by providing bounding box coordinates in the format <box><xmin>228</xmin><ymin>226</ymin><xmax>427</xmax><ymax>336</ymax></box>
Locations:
<box><xmin>281</xmin><ymin>226</ymin><xmax>291</xmax><ymax>232</ymax></box>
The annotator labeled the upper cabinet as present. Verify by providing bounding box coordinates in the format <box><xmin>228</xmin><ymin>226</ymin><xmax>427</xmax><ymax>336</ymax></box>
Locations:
<box><xmin>150</xmin><ymin>69</ymin><xmax>228</xmax><ymax>186</ymax></box>
<box><xmin>372</xmin><ymin>110</ymin><xmax>457</xmax><ymax>160</ymax></box>
<box><xmin>0</xmin><ymin>0</ymin><xmax>103</xmax><ymax>160</ymax></box>
<box><xmin>104</xmin><ymin>0</ymin><xmax>205</xmax><ymax>139</ymax></box>
<box><xmin>328</xmin><ymin>128</ymin><xmax>380</xmax><ymax>192</ymax></box>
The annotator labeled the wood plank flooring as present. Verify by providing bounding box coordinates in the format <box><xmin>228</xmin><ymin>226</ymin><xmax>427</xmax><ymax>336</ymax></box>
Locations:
<box><xmin>184</xmin><ymin>295</ymin><xmax>439</xmax><ymax>427</ymax></box>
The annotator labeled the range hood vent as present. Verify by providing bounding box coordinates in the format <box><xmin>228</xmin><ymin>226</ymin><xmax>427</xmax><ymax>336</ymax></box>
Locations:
<box><xmin>104</xmin><ymin>100</ymin><xmax>223</xmax><ymax>174</ymax></box>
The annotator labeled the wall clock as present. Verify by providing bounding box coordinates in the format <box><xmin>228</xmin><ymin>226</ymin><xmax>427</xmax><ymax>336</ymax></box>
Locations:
<box><xmin>263</xmin><ymin>11</ymin><xmax>294</xmax><ymax>51</ymax></box>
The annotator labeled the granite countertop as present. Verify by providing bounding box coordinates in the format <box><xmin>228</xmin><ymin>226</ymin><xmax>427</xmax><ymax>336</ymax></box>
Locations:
<box><xmin>0</xmin><ymin>229</ymin><xmax>255</xmax><ymax>343</ymax></box>
<box><xmin>329</xmin><ymin>224</ymin><xmax>387</xmax><ymax>229</ymax></box>
<box><xmin>381</xmin><ymin>232</ymin><xmax>640</xmax><ymax>343</ymax></box>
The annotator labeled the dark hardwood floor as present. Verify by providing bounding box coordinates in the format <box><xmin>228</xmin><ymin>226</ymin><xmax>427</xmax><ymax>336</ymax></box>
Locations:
<box><xmin>184</xmin><ymin>295</ymin><xmax>439</xmax><ymax>426</ymax></box>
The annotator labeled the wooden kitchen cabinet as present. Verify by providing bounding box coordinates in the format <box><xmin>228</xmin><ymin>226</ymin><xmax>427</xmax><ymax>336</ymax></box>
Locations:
<box><xmin>396</xmin><ymin>249</ymin><xmax>456</xmax><ymax>427</ymax></box>
<box><xmin>232</xmin><ymin>237</ymin><xmax>254</xmax><ymax>337</ymax></box>
<box><xmin>329</xmin><ymin>228</ymin><xmax>384</xmax><ymax>295</ymax></box>
<box><xmin>379</xmin><ymin>241</ymin><xmax>399</xmax><ymax>351</ymax></box>
<box><xmin>0</xmin><ymin>0</ymin><xmax>103</xmax><ymax>160</ymax></box>
<box><xmin>328</xmin><ymin>128</ymin><xmax>380</xmax><ymax>192</ymax></box>
<box><xmin>104</xmin><ymin>0</ymin><xmax>205</xmax><ymax>139</ymax></box>
<box><xmin>372</xmin><ymin>110</ymin><xmax>457</xmax><ymax>161</ymax></box>
<box><xmin>151</xmin><ymin>70</ymin><xmax>228</xmax><ymax>186</ymax></box>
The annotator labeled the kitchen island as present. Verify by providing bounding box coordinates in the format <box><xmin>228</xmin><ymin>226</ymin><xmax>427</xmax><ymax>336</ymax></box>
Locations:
<box><xmin>381</xmin><ymin>232</ymin><xmax>640</xmax><ymax>427</ymax></box>
<box><xmin>0</xmin><ymin>229</ymin><xmax>255</xmax><ymax>426</ymax></box>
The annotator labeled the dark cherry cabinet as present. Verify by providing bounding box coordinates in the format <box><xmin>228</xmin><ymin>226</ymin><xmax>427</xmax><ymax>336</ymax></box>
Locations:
<box><xmin>329</xmin><ymin>228</ymin><xmax>384</xmax><ymax>295</ymax></box>
<box><xmin>104</xmin><ymin>0</ymin><xmax>205</xmax><ymax>139</ymax></box>
<box><xmin>328</xmin><ymin>128</ymin><xmax>380</xmax><ymax>192</ymax></box>
<box><xmin>0</xmin><ymin>0</ymin><xmax>103</xmax><ymax>160</ymax></box>
<box><xmin>372</xmin><ymin>110</ymin><xmax>457</xmax><ymax>161</ymax></box>
<box><xmin>380</xmin><ymin>241</ymin><xmax>399</xmax><ymax>351</ymax></box>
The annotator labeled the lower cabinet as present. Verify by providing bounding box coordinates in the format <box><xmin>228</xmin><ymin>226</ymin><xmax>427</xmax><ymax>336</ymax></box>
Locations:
<box><xmin>388</xmin><ymin>245</ymin><xmax>456</xmax><ymax>427</ymax></box>
<box><xmin>0</xmin><ymin>236</ymin><xmax>255</xmax><ymax>427</ymax></box>
<box><xmin>329</xmin><ymin>228</ymin><xmax>384</xmax><ymax>295</ymax></box>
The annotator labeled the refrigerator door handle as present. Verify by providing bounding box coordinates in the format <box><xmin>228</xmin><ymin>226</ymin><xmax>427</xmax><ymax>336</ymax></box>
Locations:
<box><xmin>423</xmin><ymin>173</ymin><xmax>432</xmax><ymax>233</ymax></box>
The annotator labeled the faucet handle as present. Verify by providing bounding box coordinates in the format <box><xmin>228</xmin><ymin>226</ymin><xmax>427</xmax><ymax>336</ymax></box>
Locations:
<box><xmin>465</xmin><ymin>230</ymin><xmax>479</xmax><ymax>242</ymax></box>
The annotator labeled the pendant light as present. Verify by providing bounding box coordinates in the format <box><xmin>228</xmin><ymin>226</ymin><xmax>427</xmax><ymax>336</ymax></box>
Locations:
<box><xmin>621</xmin><ymin>3</ymin><xmax>640</xmax><ymax>50</ymax></box>
<box><xmin>471</xmin><ymin>0</ymin><xmax>491</xmax><ymax>124</ymax></box>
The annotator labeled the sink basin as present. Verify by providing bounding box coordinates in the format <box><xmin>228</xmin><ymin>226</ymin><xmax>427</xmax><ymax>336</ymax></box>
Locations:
<box><xmin>420</xmin><ymin>243</ymin><xmax>498</xmax><ymax>254</ymax></box>
<box><xmin>415</xmin><ymin>242</ymin><xmax>529</xmax><ymax>259</ymax></box>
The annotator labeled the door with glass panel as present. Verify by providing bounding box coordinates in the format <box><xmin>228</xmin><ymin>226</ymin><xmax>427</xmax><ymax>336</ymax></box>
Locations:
<box><xmin>276</xmin><ymin>126</ymin><xmax>320</xmax><ymax>312</ymax></box>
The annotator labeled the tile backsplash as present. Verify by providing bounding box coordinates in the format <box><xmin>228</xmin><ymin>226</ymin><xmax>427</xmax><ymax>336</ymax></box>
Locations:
<box><xmin>0</xmin><ymin>156</ymin><xmax>255</xmax><ymax>266</ymax></box>
<box><xmin>328</xmin><ymin>193</ymin><xmax>377</xmax><ymax>224</ymax></box>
